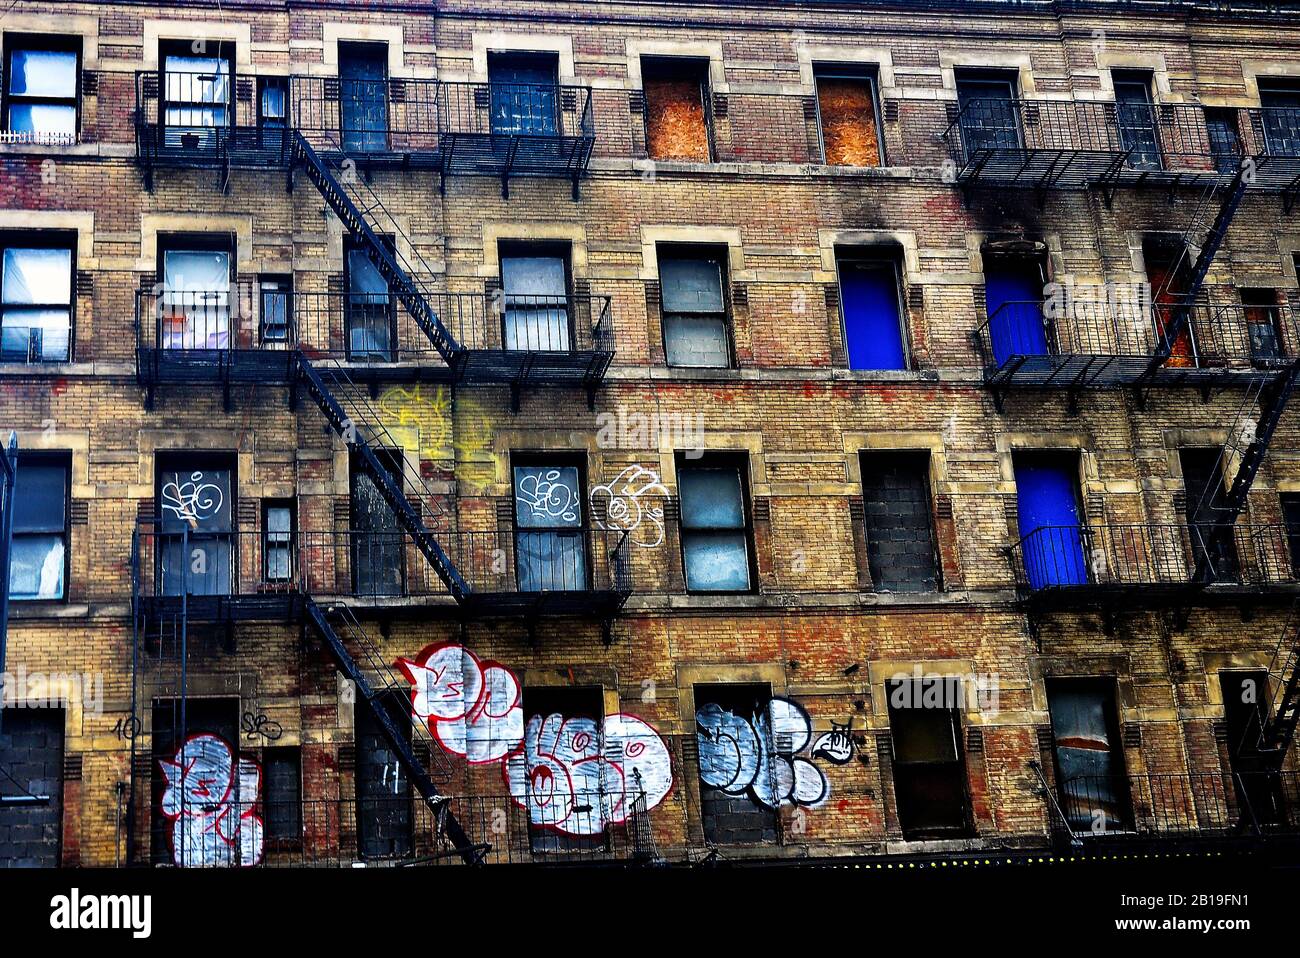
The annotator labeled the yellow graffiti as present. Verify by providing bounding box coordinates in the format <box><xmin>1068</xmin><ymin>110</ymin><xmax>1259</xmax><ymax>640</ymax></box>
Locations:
<box><xmin>376</xmin><ymin>384</ymin><xmax>496</xmax><ymax>493</ymax></box>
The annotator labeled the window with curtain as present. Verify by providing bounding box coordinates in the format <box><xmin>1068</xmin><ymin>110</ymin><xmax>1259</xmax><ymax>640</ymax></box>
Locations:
<box><xmin>8</xmin><ymin>457</ymin><xmax>68</xmax><ymax>601</ymax></box>
<box><xmin>659</xmin><ymin>252</ymin><xmax>730</xmax><ymax>368</ymax></box>
<box><xmin>4</xmin><ymin>38</ymin><xmax>79</xmax><ymax>143</ymax></box>
<box><xmin>161</xmin><ymin>246</ymin><xmax>231</xmax><ymax>349</ymax></box>
<box><xmin>513</xmin><ymin>461</ymin><xmax>587</xmax><ymax>592</ymax></box>
<box><xmin>162</xmin><ymin>49</ymin><xmax>231</xmax><ymax>149</ymax></box>
<box><xmin>501</xmin><ymin>250</ymin><xmax>570</xmax><ymax>351</ymax></box>
<box><xmin>1</xmin><ymin>241</ymin><xmax>72</xmax><ymax>363</ymax></box>
<box><xmin>677</xmin><ymin>456</ymin><xmax>752</xmax><ymax>592</ymax></box>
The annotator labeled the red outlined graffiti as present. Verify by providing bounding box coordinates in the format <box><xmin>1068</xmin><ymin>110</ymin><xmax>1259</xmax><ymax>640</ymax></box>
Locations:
<box><xmin>158</xmin><ymin>733</ymin><xmax>264</xmax><ymax>867</ymax></box>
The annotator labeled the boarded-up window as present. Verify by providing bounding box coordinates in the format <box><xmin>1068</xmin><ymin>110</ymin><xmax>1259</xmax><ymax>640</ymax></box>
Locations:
<box><xmin>659</xmin><ymin>247</ymin><xmax>730</xmax><ymax>368</ymax></box>
<box><xmin>1046</xmin><ymin>680</ymin><xmax>1129</xmax><ymax>833</ymax></box>
<box><xmin>860</xmin><ymin>451</ymin><xmax>938</xmax><ymax>592</ymax></box>
<box><xmin>0</xmin><ymin>708</ymin><xmax>64</xmax><ymax>867</ymax></box>
<box><xmin>815</xmin><ymin>69</ymin><xmax>881</xmax><ymax>166</ymax></box>
<box><xmin>643</xmin><ymin>58</ymin><xmax>710</xmax><ymax>161</ymax></box>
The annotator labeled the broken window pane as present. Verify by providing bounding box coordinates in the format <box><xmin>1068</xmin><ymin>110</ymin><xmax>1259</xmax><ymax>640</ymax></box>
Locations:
<box><xmin>816</xmin><ymin>73</ymin><xmax>881</xmax><ymax>166</ymax></box>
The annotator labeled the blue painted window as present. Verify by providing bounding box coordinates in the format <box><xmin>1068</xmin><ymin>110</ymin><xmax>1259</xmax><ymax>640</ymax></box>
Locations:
<box><xmin>837</xmin><ymin>257</ymin><xmax>907</xmax><ymax>370</ymax></box>
<box><xmin>1013</xmin><ymin>452</ymin><xmax>1088</xmax><ymax>589</ymax></box>
<box><xmin>984</xmin><ymin>259</ymin><xmax>1047</xmax><ymax>366</ymax></box>
<box><xmin>488</xmin><ymin>53</ymin><xmax>559</xmax><ymax>136</ymax></box>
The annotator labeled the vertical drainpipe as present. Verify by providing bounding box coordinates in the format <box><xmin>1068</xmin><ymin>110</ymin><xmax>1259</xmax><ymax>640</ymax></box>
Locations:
<box><xmin>0</xmin><ymin>432</ymin><xmax>17</xmax><ymax>733</ymax></box>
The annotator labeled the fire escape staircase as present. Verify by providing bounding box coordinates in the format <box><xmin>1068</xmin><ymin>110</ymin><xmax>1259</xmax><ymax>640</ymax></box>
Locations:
<box><xmin>1259</xmin><ymin>606</ymin><xmax>1300</xmax><ymax>765</ymax></box>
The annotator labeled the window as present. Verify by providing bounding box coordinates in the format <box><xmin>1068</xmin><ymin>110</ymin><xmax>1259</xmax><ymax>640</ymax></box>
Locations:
<box><xmin>837</xmin><ymin>252</ymin><xmax>908</xmax><ymax>370</ymax></box>
<box><xmin>161</xmin><ymin>41</ymin><xmax>232</xmax><ymax>150</ymax></box>
<box><xmin>983</xmin><ymin>254</ymin><xmax>1048</xmax><ymax>365</ymax></box>
<box><xmin>159</xmin><ymin>234</ymin><xmax>232</xmax><ymax>350</ymax></box>
<box><xmin>156</xmin><ymin>455</ymin><xmax>234</xmax><ymax>597</ymax></box>
<box><xmin>1144</xmin><ymin>237</ymin><xmax>1197</xmax><ymax>367</ymax></box>
<box><xmin>1012</xmin><ymin>451</ymin><xmax>1087</xmax><ymax>589</ymax></box>
<box><xmin>1281</xmin><ymin>493</ymin><xmax>1300</xmax><ymax>577</ymax></box>
<box><xmin>345</xmin><ymin>236</ymin><xmax>395</xmax><ymax>361</ymax></box>
<box><xmin>258</xmin><ymin>275</ymin><xmax>292</xmax><ymax>346</ymax></box>
<box><xmin>3</xmin><ymin>35</ymin><xmax>79</xmax><ymax>144</ymax></box>
<box><xmin>642</xmin><ymin>57</ymin><xmax>710</xmax><ymax>161</ymax></box>
<box><xmin>512</xmin><ymin>456</ymin><xmax>588</xmax><ymax>592</ymax></box>
<box><xmin>350</xmin><ymin>449</ymin><xmax>404</xmax><ymax>596</ymax></box>
<box><xmin>677</xmin><ymin>453</ymin><xmax>753</xmax><ymax>592</ymax></box>
<box><xmin>0</xmin><ymin>708</ymin><xmax>64</xmax><ymax>866</ymax></box>
<box><xmin>519</xmin><ymin>686</ymin><xmax>606</xmax><ymax>850</ymax></box>
<box><xmin>860</xmin><ymin>451</ymin><xmax>939</xmax><ymax>592</ymax></box>
<box><xmin>0</xmin><ymin>234</ymin><xmax>73</xmax><ymax>363</ymax></box>
<box><xmin>339</xmin><ymin>42</ymin><xmax>387</xmax><ymax>153</ymax></box>
<box><xmin>955</xmin><ymin>71</ymin><xmax>1019</xmax><ymax>152</ymax></box>
<box><xmin>262</xmin><ymin>499</ymin><xmax>294</xmax><ymax>584</ymax></box>
<box><xmin>8</xmin><ymin>454</ymin><xmax>68</xmax><ymax>601</ymax></box>
<box><xmin>1205</xmin><ymin>107</ymin><xmax>1242</xmax><ymax>174</ymax></box>
<box><xmin>886</xmin><ymin>677</ymin><xmax>972</xmax><ymax>839</ymax></box>
<box><xmin>1046</xmin><ymin>679</ymin><xmax>1129</xmax><ymax>833</ymax></box>
<box><xmin>658</xmin><ymin>247</ymin><xmax>731</xmax><ymax>368</ymax></box>
<box><xmin>1242</xmin><ymin>288</ymin><xmax>1285</xmax><ymax>364</ymax></box>
<box><xmin>694</xmin><ymin>684</ymin><xmax>781</xmax><ymax>844</ymax></box>
<box><xmin>149</xmin><ymin>697</ymin><xmax>239</xmax><ymax>865</ymax></box>
<box><xmin>257</xmin><ymin>76</ymin><xmax>287</xmax><ymax>150</ymax></box>
<box><xmin>355</xmin><ymin>692</ymin><xmax>413</xmax><ymax>860</ymax></box>
<box><xmin>1112</xmin><ymin>71</ymin><xmax>1161</xmax><ymax>171</ymax></box>
<box><xmin>488</xmin><ymin>52</ymin><xmax>559</xmax><ymax>136</ymax></box>
<box><xmin>262</xmin><ymin>747</ymin><xmax>302</xmax><ymax>848</ymax></box>
<box><xmin>814</xmin><ymin>66</ymin><xmax>882</xmax><ymax>166</ymax></box>
<box><xmin>1259</xmin><ymin>80</ymin><xmax>1300</xmax><ymax>158</ymax></box>
<box><xmin>1219</xmin><ymin>671</ymin><xmax>1287</xmax><ymax>825</ymax></box>
<box><xmin>1180</xmin><ymin>447</ymin><xmax>1238</xmax><ymax>583</ymax></box>
<box><xmin>500</xmin><ymin>244</ymin><xmax>571</xmax><ymax>351</ymax></box>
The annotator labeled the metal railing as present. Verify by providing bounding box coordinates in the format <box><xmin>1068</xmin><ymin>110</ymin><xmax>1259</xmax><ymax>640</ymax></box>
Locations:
<box><xmin>945</xmin><ymin>98</ymin><xmax>1300</xmax><ymax>187</ymax></box>
<box><xmin>976</xmin><ymin>299</ymin><xmax>1298</xmax><ymax>385</ymax></box>
<box><xmin>1045</xmin><ymin>768</ymin><xmax>1300</xmax><ymax>841</ymax></box>
<box><xmin>131</xmin><ymin>524</ymin><xmax>635</xmax><ymax>605</ymax></box>
<box><xmin>146</xmin><ymin>790</ymin><xmax>655</xmax><ymax>867</ymax></box>
<box><xmin>1009</xmin><ymin>522</ymin><xmax>1300</xmax><ymax>593</ymax></box>
<box><xmin>135</xmin><ymin>69</ymin><xmax>288</xmax><ymax>169</ymax></box>
<box><xmin>134</xmin><ymin>283</ymin><xmax>614</xmax><ymax>364</ymax></box>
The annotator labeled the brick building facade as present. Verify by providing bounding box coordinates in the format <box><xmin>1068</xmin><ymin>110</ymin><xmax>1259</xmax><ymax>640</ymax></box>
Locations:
<box><xmin>0</xmin><ymin>0</ymin><xmax>1299</xmax><ymax>867</ymax></box>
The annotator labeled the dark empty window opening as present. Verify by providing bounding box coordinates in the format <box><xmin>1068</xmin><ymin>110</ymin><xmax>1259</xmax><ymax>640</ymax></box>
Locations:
<box><xmin>1241</xmin><ymin>288</ymin><xmax>1285</xmax><ymax>365</ymax></box>
<box><xmin>658</xmin><ymin>245</ymin><xmax>732</xmax><ymax>368</ymax></box>
<box><xmin>512</xmin><ymin>453</ymin><xmax>588</xmax><ymax>592</ymax></box>
<box><xmin>1046</xmin><ymin>679</ymin><xmax>1130</xmax><ymax>834</ymax></box>
<box><xmin>955</xmin><ymin>70</ymin><xmax>1019</xmax><ymax>153</ymax></box>
<box><xmin>3</xmin><ymin>33</ymin><xmax>79</xmax><ymax>144</ymax></box>
<box><xmin>499</xmin><ymin>242</ymin><xmax>572</xmax><ymax>352</ymax></box>
<box><xmin>837</xmin><ymin>249</ymin><xmax>908</xmax><ymax>370</ymax></box>
<box><xmin>1259</xmin><ymin>79</ymin><xmax>1300</xmax><ymax>158</ymax></box>
<box><xmin>488</xmin><ymin>52</ymin><xmax>560</xmax><ymax>136</ymax></box>
<box><xmin>262</xmin><ymin>746</ymin><xmax>302</xmax><ymax>849</ymax></box>
<box><xmin>1219</xmin><ymin>670</ymin><xmax>1287</xmax><ymax>825</ymax></box>
<box><xmin>0</xmin><ymin>231</ymin><xmax>74</xmax><ymax>364</ymax></box>
<box><xmin>0</xmin><ymin>708</ymin><xmax>64</xmax><ymax>867</ymax></box>
<box><xmin>8</xmin><ymin>452</ymin><xmax>69</xmax><ymax>602</ymax></box>
<box><xmin>1112</xmin><ymin>71</ymin><xmax>1161</xmax><ymax>171</ymax></box>
<box><xmin>677</xmin><ymin>452</ymin><xmax>754</xmax><ymax>593</ymax></box>
<box><xmin>350</xmin><ymin>448</ymin><xmax>404</xmax><ymax>597</ymax></box>
<box><xmin>1180</xmin><ymin>447</ymin><xmax>1238</xmax><ymax>582</ymax></box>
<box><xmin>886</xmin><ymin>678</ymin><xmax>972</xmax><ymax>839</ymax></box>
<box><xmin>345</xmin><ymin>235</ymin><xmax>396</xmax><ymax>362</ymax></box>
<box><xmin>1144</xmin><ymin>236</ymin><xmax>1199</xmax><ymax>367</ymax></box>
<box><xmin>860</xmin><ymin>450</ymin><xmax>939</xmax><ymax>593</ymax></box>
<box><xmin>642</xmin><ymin>57</ymin><xmax>711</xmax><ymax>161</ymax></box>
<box><xmin>354</xmin><ymin>691</ymin><xmax>413</xmax><ymax>861</ymax></box>
<box><xmin>815</xmin><ymin>65</ymin><xmax>882</xmax><ymax>166</ymax></box>
<box><xmin>1281</xmin><ymin>493</ymin><xmax>1300</xmax><ymax>577</ymax></box>
<box><xmin>694</xmin><ymin>683</ymin><xmax>781</xmax><ymax>845</ymax></box>
<box><xmin>1205</xmin><ymin>107</ymin><xmax>1243</xmax><ymax>174</ymax></box>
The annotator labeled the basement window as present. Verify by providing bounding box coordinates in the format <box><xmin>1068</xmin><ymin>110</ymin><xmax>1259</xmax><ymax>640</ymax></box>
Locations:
<box><xmin>8</xmin><ymin>454</ymin><xmax>68</xmax><ymax>602</ymax></box>
<box><xmin>814</xmin><ymin>65</ymin><xmax>882</xmax><ymax>166</ymax></box>
<box><xmin>677</xmin><ymin>453</ymin><xmax>753</xmax><ymax>592</ymax></box>
<box><xmin>1046</xmin><ymin>679</ymin><xmax>1130</xmax><ymax>833</ymax></box>
<box><xmin>642</xmin><ymin>57</ymin><xmax>711</xmax><ymax>161</ymax></box>
<box><xmin>3</xmin><ymin>35</ymin><xmax>79</xmax><ymax>144</ymax></box>
<box><xmin>0</xmin><ymin>234</ymin><xmax>73</xmax><ymax>363</ymax></box>
<box><xmin>886</xmin><ymin>677</ymin><xmax>972</xmax><ymax>839</ymax></box>
<box><xmin>859</xmin><ymin>450</ymin><xmax>939</xmax><ymax>593</ymax></box>
<box><xmin>658</xmin><ymin>246</ymin><xmax>731</xmax><ymax>368</ymax></box>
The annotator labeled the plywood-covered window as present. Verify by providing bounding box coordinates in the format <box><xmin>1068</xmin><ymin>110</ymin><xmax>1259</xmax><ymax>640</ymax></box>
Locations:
<box><xmin>642</xmin><ymin>57</ymin><xmax>711</xmax><ymax>162</ymax></box>
<box><xmin>815</xmin><ymin>66</ymin><xmax>882</xmax><ymax>166</ymax></box>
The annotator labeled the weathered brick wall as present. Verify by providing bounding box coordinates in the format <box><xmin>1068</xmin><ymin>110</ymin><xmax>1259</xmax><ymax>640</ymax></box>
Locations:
<box><xmin>0</xmin><ymin>0</ymin><xmax>1296</xmax><ymax>866</ymax></box>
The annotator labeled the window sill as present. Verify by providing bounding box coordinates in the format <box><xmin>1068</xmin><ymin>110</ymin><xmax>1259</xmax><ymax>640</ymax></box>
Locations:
<box><xmin>595</xmin><ymin>156</ymin><xmax>917</xmax><ymax>179</ymax></box>
<box><xmin>0</xmin><ymin>140</ymin><xmax>130</xmax><ymax>159</ymax></box>
<box><xmin>10</xmin><ymin>602</ymin><xmax>87</xmax><ymax>619</ymax></box>
<box><xmin>0</xmin><ymin>360</ymin><xmax>136</xmax><ymax>377</ymax></box>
